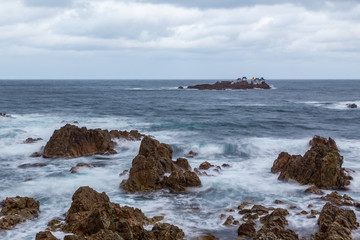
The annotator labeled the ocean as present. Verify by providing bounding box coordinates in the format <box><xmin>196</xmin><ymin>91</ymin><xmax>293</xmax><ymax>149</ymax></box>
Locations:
<box><xmin>0</xmin><ymin>79</ymin><xmax>359</xmax><ymax>239</ymax></box>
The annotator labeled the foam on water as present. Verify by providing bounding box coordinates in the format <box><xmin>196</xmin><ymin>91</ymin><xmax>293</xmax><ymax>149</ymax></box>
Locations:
<box><xmin>302</xmin><ymin>100</ymin><xmax>360</xmax><ymax>110</ymax></box>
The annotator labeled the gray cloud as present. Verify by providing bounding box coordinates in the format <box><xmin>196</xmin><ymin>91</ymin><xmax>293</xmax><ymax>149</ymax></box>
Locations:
<box><xmin>22</xmin><ymin>0</ymin><xmax>74</xmax><ymax>8</ymax></box>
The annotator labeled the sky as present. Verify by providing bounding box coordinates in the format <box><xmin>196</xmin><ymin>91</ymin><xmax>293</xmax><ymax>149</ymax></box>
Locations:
<box><xmin>0</xmin><ymin>0</ymin><xmax>359</xmax><ymax>79</ymax></box>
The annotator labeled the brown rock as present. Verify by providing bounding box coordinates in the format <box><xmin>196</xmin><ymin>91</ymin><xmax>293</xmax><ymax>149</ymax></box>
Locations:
<box><xmin>346</xmin><ymin>104</ymin><xmax>357</xmax><ymax>109</ymax></box>
<box><xmin>321</xmin><ymin>191</ymin><xmax>354</xmax><ymax>206</ymax></box>
<box><xmin>192</xmin><ymin>233</ymin><xmax>217</xmax><ymax>240</ymax></box>
<box><xmin>187</xmin><ymin>80</ymin><xmax>271</xmax><ymax>90</ymax></box>
<box><xmin>0</xmin><ymin>196</ymin><xmax>40</xmax><ymax>230</ymax></box>
<box><xmin>146</xmin><ymin>216</ymin><xmax>164</xmax><ymax>225</ymax></box>
<box><xmin>237</xmin><ymin>202</ymin><xmax>249</xmax><ymax>210</ymax></box>
<box><xmin>119</xmin><ymin>170</ymin><xmax>129</xmax><ymax>176</ymax></box>
<box><xmin>43</xmin><ymin>124</ymin><xmax>116</xmax><ymax>158</ymax></box>
<box><xmin>24</xmin><ymin>137</ymin><xmax>43</xmax><ymax>143</ymax></box>
<box><xmin>272</xmin><ymin>136</ymin><xmax>350</xmax><ymax>189</ymax></box>
<box><xmin>311</xmin><ymin>202</ymin><xmax>359</xmax><ymax>240</ymax></box>
<box><xmin>35</xmin><ymin>231</ymin><xmax>59</xmax><ymax>240</ymax></box>
<box><xmin>222</xmin><ymin>163</ymin><xmax>230</xmax><ymax>168</ymax></box>
<box><xmin>174</xmin><ymin>158</ymin><xmax>191</xmax><ymax>170</ymax></box>
<box><xmin>274</xmin><ymin>200</ymin><xmax>284</xmax><ymax>204</ymax></box>
<box><xmin>186</xmin><ymin>150</ymin><xmax>198</xmax><ymax>158</ymax></box>
<box><xmin>199</xmin><ymin>161</ymin><xmax>214</xmax><ymax>170</ymax></box>
<box><xmin>120</xmin><ymin>136</ymin><xmax>201</xmax><ymax>193</ymax></box>
<box><xmin>255</xmin><ymin>208</ymin><xmax>298</xmax><ymax>240</ymax></box>
<box><xmin>238</xmin><ymin>221</ymin><xmax>256</xmax><ymax>237</ymax></box>
<box><xmin>30</xmin><ymin>152</ymin><xmax>43</xmax><ymax>158</ymax></box>
<box><xmin>223</xmin><ymin>216</ymin><xmax>234</xmax><ymax>226</ymax></box>
<box><xmin>305</xmin><ymin>186</ymin><xmax>324</xmax><ymax>195</ymax></box>
<box><xmin>109</xmin><ymin>130</ymin><xmax>144</xmax><ymax>141</ymax></box>
<box><xmin>151</xmin><ymin>223</ymin><xmax>185</xmax><ymax>240</ymax></box>
<box><xmin>70</xmin><ymin>163</ymin><xmax>94</xmax><ymax>173</ymax></box>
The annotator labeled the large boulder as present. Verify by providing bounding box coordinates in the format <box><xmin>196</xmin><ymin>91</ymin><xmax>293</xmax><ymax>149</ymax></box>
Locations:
<box><xmin>61</xmin><ymin>186</ymin><xmax>184</xmax><ymax>240</ymax></box>
<box><xmin>0</xmin><ymin>196</ymin><xmax>40</xmax><ymax>230</ymax></box>
<box><xmin>271</xmin><ymin>136</ymin><xmax>350</xmax><ymax>189</ymax></box>
<box><xmin>311</xmin><ymin>203</ymin><xmax>359</xmax><ymax>240</ymax></box>
<box><xmin>120</xmin><ymin>136</ymin><xmax>201</xmax><ymax>193</ymax></box>
<box><xmin>43</xmin><ymin>124</ymin><xmax>116</xmax><ymax>158</ymax></box>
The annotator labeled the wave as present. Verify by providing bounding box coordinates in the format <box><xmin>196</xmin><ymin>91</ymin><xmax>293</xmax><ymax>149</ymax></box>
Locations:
<box><xmin>302</xmin><ymin>100</ymin><xmax>360</xmax><ymax>110</ymax></box>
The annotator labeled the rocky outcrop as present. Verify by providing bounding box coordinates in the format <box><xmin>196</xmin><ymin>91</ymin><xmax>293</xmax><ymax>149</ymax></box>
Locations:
<box><xmin>0</xmin><ymin>196</ymin><xmax>40</xmax><ymax>230</ymax></box>
<box><xmin>199</xmin><ymin>161</ymin><xmax>214</xmax><ymax>170</ymax></box>
<box><xmin>271</xmin><ymin>136</ymin><xmax>350</xmax><ymax>189</ymax></box>
<box><xmin>346</xmin><ymin>104</ymin><xmax>357</xmax><ymax>109</ymax></box>
<box><xmin>321</xmin><ymin>191</ymin><xmax>358</xmax><ymax>207</ymax></box>
<box><xmin>255</xmin><ymin>208</ymin><xmax>299</xmax><ymax>240</ymax></box>
<box><xmin>186</xmin><ymin>80</ymin><xmax>271</xmax><ymax>90</ymax></box>
<box><xmin>43</xmin><ymin>124</ymin><xmax>116</xmax><ymax>158</ymax></box>
<box><xmin>70</xmin><ymin>163</ymin><xmax>94</xmax><ymax>173</ymax></box>
<box><xmin>35</xmin><ymin>231</ymin><xmax>59</xmax><ymax>240</ymax></box>
<box><xmin>59</xmin><ymin>186</ymin><xmax>184</xmax><ymax>240</ymax></box>
<box><xmin>120</xmin><ymin>136</ymin><xmax>201</xmax><ymax>193</ymax></box>
<box><xmin>109</xmin><ymin>130</ymin><xmax>144</xmax><ymax>141</ymax></box>
<box><xmin>24</xmin><ymin>137</ymin><xmax>43</xmax><ymax>143</ymax></box>
<box><xmin>238</xmin><ymin>221</ymin><xmax>256</xmax><ymax>237</ymax></box>
<box><xmin>311</xmin><ymin>203</ymin><xmax>359</xmax><ymax>240</ymax></box>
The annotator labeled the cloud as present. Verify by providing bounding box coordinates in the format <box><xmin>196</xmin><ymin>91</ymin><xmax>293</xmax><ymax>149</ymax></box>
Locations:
<box><xmin>0</xmin><ymin>0</ymin><xmax>359</xmax><ymax>78</ymax></box>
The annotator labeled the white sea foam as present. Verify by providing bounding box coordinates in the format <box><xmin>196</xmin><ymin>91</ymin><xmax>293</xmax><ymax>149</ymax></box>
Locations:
<box><xmin>302</xmin><ymin>100</ymin><xmax>360</xmax><ymax>110</ymax></box>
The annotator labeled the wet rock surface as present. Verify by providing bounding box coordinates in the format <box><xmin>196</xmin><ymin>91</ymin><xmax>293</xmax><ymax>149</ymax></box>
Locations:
<box><xmin>0</xmin><ymin>196</ymin><xmax>40</xmax><ymax>230</ymax></box>
<box><xmin>120</xmin><ymin>136</ymin><xmax>201</xmax><ymax>193</ymax></box>
<box><xmin>186</xmin><ymin>80</ymin><xmax>271</xmax><ymax>90</ymax></box>
<box><xmin>18</xmin><ymin>163</ymin><xmax>47</xmax><ymax>168</ymax></box>
<box><xmin>321</xmin><ymin>191</ymin><xmax>357</xmax><ymax>206</ymax></box>
<box><xmin>109</xmin><ymin>130</ymin><xmax>144</xmax><ymax>141</ymax></box>
<box><xmin>70</xmin><ymin>163</ymin><xmax>95</xmax><ymax>173</ymax></box>
<box><xmin>51</xmin><ymin>186</ymin><xmax>185</xmax><ymax>240</ymax></box>
<box><xmin>24</xmin><ymin>137</ymin><xmax>43</xmax><ymax>143</ymax></box>
<box><xmin>271</xmin><ymin>136</ymin><xmax>350</xmax><ymax>189</ymax></box>
<box><xmin>35</xmin><ymin>231</ymin><xmax>59</xmax><ymax>240</ymax></box>
<box><xmin>311</xmin><ymin>202</ymin><xmax>359</xmax><ymax>240</ymax></box>
<box><xmin>43</xmin><ymin>124</ymin><xmax>117</xmax><ymax>158</ymax></box>
<box><xmin>346</xmin><ymin>103</ymin><xmax>357</xmax><ymax>109</ymax></box>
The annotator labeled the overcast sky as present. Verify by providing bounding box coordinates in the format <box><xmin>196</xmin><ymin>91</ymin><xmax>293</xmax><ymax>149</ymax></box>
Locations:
<box><xmin>0</xmin><ymin>0</ymin><xmax>359</xmax><ymax>79</ymax></box>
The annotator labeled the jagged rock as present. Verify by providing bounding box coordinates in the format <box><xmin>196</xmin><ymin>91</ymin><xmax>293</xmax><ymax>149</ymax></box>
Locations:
<box><xmin>311</xmin><ymin>203</ymin><xmax>359</xmax><ymax>240</ymax></box>
<box><xmin>35</xmin><ymin>231</ymin><xmax>59</xmax><ymax>240</ymax></box>
<box><xmin>151</xmin><ymin>223</ymin><xmax>185</xmax><ymax>240</ymax></box>
<box><xmin>18</xmin><ymin>163</ymin><xmax>47</xmax><ymax>168</ymax></box>
<box><xmin>120</xmin><ymin>136</ymin><xmax>201</xmax><ymax>193</ymax></box>
<box><xmin>186</xmin><ymin>150</ymin><xmax>198</xmax><ymax>158</ymax></box>
<box><xmin>346</xmin><ymin>104</ymin><xmax>357</xmax><ymax>109</ymax></box>
<box><xmin>174</xmin><ymin>158</ymin><xmax>192</xmax><ymax>170</ymax></box>
<box><xmin>70</xmin><ymin>163</ymin><xmax>94</xmax><ymax>173</ymax></box>
<box><xmin>305</xmin><ymin>186</ymin><xmax>324</xmax><ymax>195</ymax></box>
<box><xmin>119</xmin><ymin>170</ymin><xmax>129</xmax><ymax>176</ymax></box>
<box><xmin>321</xmin><ymin>191</ymin><xmax>355</xmax><ymax>206</ymax></box>
<box><xmin>109</xmin><ymin>130</ymin><xmax>144</xmax><ymax>141</ymax></box>
<box><xmin>0</xmin><ymin>196</ymin><xmax>40</xmax><ymax>230</ymax></box>
<box><xmin>237</xmin><ymin>202</ymin><xmax>249</xmax><ymax>210</ymax></box>
<box><xmin>255</xmin><ymin>208</ymin><xmax>299</xmax><ymax>240</ymax></box>
<box><xmin>192</xmin><ymin>233</ymin><xmax>217</xmax><ymax>240</ymax></box>
<box><xmin>238</xmin><ymin>221</ymin><xmax>256</xmax><ymax>237</ymax></box>
<box><xmin>24</xmin><ymin>137</ymin><xmax>43</xmax><ymax>143</ymax></box>
<box><xmin>199</xmin><ymin>161</ymin><xmax>214</xmax><ymax>170</ymax></box>
<box><xmin>271</xmin><ymin>136</ymin><xmax>350</xmax><ymax>189</ymax></box>
<box><xmin>222</xmin><ymin>163</ymin><xmax>230</xmax><ymax>168</ymax></box>
<box><xmin>223</xmin><ymin>216</ymin><xmax>234</xmax><ymax>226</ymax></box>
<box><xmin>146</xmin><ymin>216</ymin><xmax>164</xmax><ymax>225</ymax></box>
<box><xmin>43</xmin><ymin>124</ymin><xmax>116</xmax><ymax>158</ymax></box>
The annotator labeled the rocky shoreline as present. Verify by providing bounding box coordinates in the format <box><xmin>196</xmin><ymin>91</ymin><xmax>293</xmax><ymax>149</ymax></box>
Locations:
<box><xmin>0</xmin><ymin>123</ymin><xmax>359</xmax><ymax>239</ymax></box>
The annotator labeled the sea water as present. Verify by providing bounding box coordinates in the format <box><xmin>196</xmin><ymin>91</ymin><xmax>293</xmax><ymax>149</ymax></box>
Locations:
<box><xmin>0</xmin><ymin>80</ymin><xmax>359</xmax><ymax>239</ymax></box>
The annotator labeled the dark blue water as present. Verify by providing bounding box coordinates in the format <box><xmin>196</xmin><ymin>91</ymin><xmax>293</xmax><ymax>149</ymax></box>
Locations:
<box><xmin>0</xmin><ymin>80</ymin><xmax>359</xmax><ymax>239</ymax></box>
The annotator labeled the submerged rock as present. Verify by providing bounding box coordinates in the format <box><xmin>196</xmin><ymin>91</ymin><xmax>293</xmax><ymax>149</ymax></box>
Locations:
<box><xmin>59</xmin><ymin>186</ymin><xmax>184</xmax><ymax>240</ymax></box>
<box><xmin>0</xmin><ymin>196</ymin><xmax>40</xmax><ymax>230</ymax></box>
<box><xmin>18</xmin><ymin>163</ymin><xmax>47</xmax><ymax>168</ymax></box>
<box><xmin>120</xmin><ymin>136</ymin><xmax>201</xmax><ymax>193</ymax></box>
<box><xmin>311</xmin><ymin>202</ymin><xmax>359</xmax><ymax>240</ymax></box>
<box><xmin>346</xmin><ymin>103</ymin><xmax>357</xmax><ymax>109</ymax></box>
<box><xmin>24</xmin><ymin>137</ymin><xmax>43</xmax><ymax>143</ymax></box>
<box><xmin>70</xmin><ymin>163</ymin><xmax>95</xmax><ymax>173</ymax></box>
<box><xmin>271</xmin><ymin>136</ymin><xmax>350</xmax><ymax>189</ymax></box>
<box><xmin>199</xmin><ymin>161</ymin><xmax>214</xmax><ymax>170</ymax></box>
<box><xmin>43</xmin><ymin>124</ymin><xmax>116</xmax><ymax>158</ymax></box>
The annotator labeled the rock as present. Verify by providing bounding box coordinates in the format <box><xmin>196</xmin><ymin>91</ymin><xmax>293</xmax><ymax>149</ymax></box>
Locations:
<box><xmin>251</xmin><ymin>205</ymin><xmax>269</xmax><ymax>215</ymax></box>
<box><xmin>0</xmin><ymin>196</ymin><xmax>40</xmax><ymax>230</ymax></box>
<box><xmin>223</xmin><ymin>216</ymin><xmax>234</xmax><ymax>226</ymax></box>
<box><xmin>274</xmin><ymin>200</ymin><xmax>284</xmax><ymax>204</ymax></box>
<box><xmin>120</xmin><ymin>136</ymin><xmax>201</xmax><ymax>193</ymax></box>
<box><xmin>192</xmin><ymin>233</ymin><xmax>217</xmax><ymax>240</ymax></box>
<box><xmin>109</xmin><ymin>130</ymin><xmax>144</xmax><ymax>141</ymax></box>
<box><xmin>174</xmin><ymin>158</ymin><xmax>192</xmax><ymax>170</ymax></box>
<box><xmin>346</xmin><ymin>104</ymin><xmax>357</xmax><ymax>109</ymax></box>
<box><xmin>321</xmin><ymin>191</ymin><xmax>355</xmax><ymax>206</ymax></box>
<box><xmin>271</xmin><ymin>136</ymin><xmax>350</xmax><ymax>189</ymax></box>
<box><xmin>187</xmin><ymin>80</ymin><xmax>271</xmax><ymax>90</ymax></box>
<box><xmin>43</xmin><ymin>124</ymin><xmax>116</xmax><ymax>158</ymax></box>
<box><xmin>151</xmin><ymin>223</ymin><xmax>185</xmax><ymax>240</ymax></box>
<box><xmin>47</xmin><ymin>219</ymin><xmax>64</xmax><ymax>232</ymax></box>
<box><xmin>0</xmin><ymin>113</ymin><xmax>11</xmax><ymax>117</ymax></box>
<box><xmin>237</xmin><ymin>202</ymin><xmax>249</xmax><ymax>210</ymax></box>
<box><xmin>24</xmin><ymin>137</ymin><xmax>43</xmax><ymax>143</ymax></box>
<box><xmin>178</xmin><ymin>86</ymin><xmax>184</xmax><ymax>89</ymax></box>
<box><xmin>305</xmin><ymin>186</ymin><xmax>324</xmax><ymax>195</ymax></box>
<box><xmin>70</xmin><ymin>163</ymin><xmax>95</xmax><ymax>173</ymax></box>
<box><xmin>238</xmin><ymin>221</ymin><xmax>256</xmax><ymax>237</ymax></box>
<box><xmin>186</xmin><ymin>150</ymin><xmax>198</xmax><ymax>158</ymax></box>
<box><xmin>119</xmin><ymin>170</ymin><xmax>129</xmax><ymax>176</ymax></box>
<box><xmin>35</xmin><ymin>231</ymin><xmax>59</xmax><ymax>240</ymax></box>
<box><xmin>289</xmin><ymin>206</ymin><xmax>297</xmax><ymax>209</ymax></box>
<box><xmin>222</xmin><ymin>163</ymin><xmax>230</xmax><ymax>168</ymax></box>
<box><xmin>30</xmin><ymin>152</ymin><xmax>43</xmax><ymax>158</ymax></box>
<box><xmin>199</xmin><ymin>161</ymin><xmax>214</xmax><ymax>170</ymax></box>
<box><xmin>255</xmin><ymin>208</ymin><xmax>299</xmax><ymax>240</ymax></box>
<box><xmin>18</xmin><ymin>163</ymin><xmax>47</xmax><ymax>168</ymax></box>
<box><xmin>311</xmin><ymin>202</ymin><xmax>359</xmax><ymax>240</ymax></box>
<box><xmin>146</xmin><ymin>216</ymin><xmax>164</xmax><ymax>225</ymax></box>
<box><xmin>88</xmin><ymin>229</ymin><xmax>124</xmax><ymax>240</ymax></box>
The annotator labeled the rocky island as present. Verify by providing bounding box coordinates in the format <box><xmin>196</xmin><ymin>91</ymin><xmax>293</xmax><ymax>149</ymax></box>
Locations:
<box><xmin>180</xmin><ymin>77</ymin><xmax>271</xmax><ymax>90</ymax></box>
